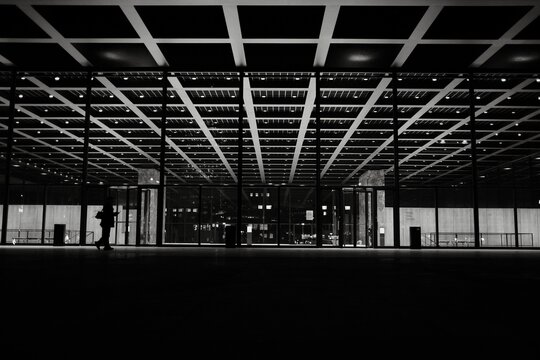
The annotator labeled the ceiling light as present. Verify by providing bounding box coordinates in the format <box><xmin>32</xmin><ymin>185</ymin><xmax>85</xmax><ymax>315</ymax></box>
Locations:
<box><xmin>501</xmin><ymin>78</ymin><xmax>506</xmax><ymax>82</ymax></box>
<box><xmin>445</xmin><ymin>96</ymin><xmax>450</xmax><ymax>99</ymax></box>
<box><xmin>507</xmin><ymin>96</ymin><xmax>511</xmax><ymax>100</ymax></box>
<box><xmin>226</xmin><ymin>77</ymin><xmax>231</xmax><ymax>80</ymax></box>
<box><xmin>432</xmin><ymin>78</ymin><xmax>437</xmax><ymax>82</ymax></box>
<box><xmin>48</xmin><ymin>94</ymin><xmax>54</xmax><ymax>99</ymax></box>
<box><xmin>397</xmin><ymin>78</ymin><xmax>402</xmax><ymax>81</ymax></box>
<box><xmin>295</xmin><ymin>77</ymin><xmax>300</xmax><ymax>81</ymax></box>
<box><xmin>456</xmin><ymin>110</ymin><xmax>460</xmax><ymax>114</ymax></box>
<box><xmin>79</xmin><ymin>94</ymin><xmax>84</xmax><ymax>98</ymax></box>
<box><xmin>157</xmin><ymin>77</ymin><xmax>163</xmax><ymax>80</ymax></box>
<box><xmin>200</xmin><ymin>94</ymin><xmax>205</xmax><ymax>98</ymax></box>
<box><xmin>54</xmin><ymin>77</ymin><xmax>60</xmax><ymax>81</ymax></box>
<box><xmin>18</xmin><ymin>94</ymin><xmax>23</xmax><ymax>98</ymax></box>
<box><xmin>504</xmin><ymin>167</ymin><xmax>511</xmax><ymax>170</ymax></box>
<box><xmin>139</xmin><ymin>95</ymin><xmax>144</xmax><ymax>98</ymax></box>
<box><xmin>109</xmin><ymin>94</ymin><xmax>114</xmax><ymax>98</ymax></box>
<box><xmin>169</xmin><ymin>95</ymin><xmax>174</xmax><ymax>98</ymax></box>
<box><xmin>191</xmin><ymin>77</ymin><xmax>197</xmax><ymax>80</ymax></box>
<box><xmin>20</xmin><ymin>76</ymin><xmax>26</xmax><ymax>80</ymax></box>
<box><xmin>476</xmin><ymin>96</ymin><xmax>481</xmax><ymax>100</ymax></box>
<box><xmin>261</xmin><ymin>77</ymin><xmax>266</xmax><ymax>80</ymax></box>
<box><xmin>123</xmin><ymin>77</ymin><xmax>128</xmax><ymax>80</ymax></box>
<box><xmin>98</xmin><ymin>109</ymin><xmax>103</xmax><ymax>113</ymax></box>
<box><xmin>126</xmin><ymin>109</ymin><xmax>130</xmax><ymax>112</ymax></box>
<box><xmin>153</xmin><ymin>109</ymin><xmax>157</xmax><ymax>113</ymax></box>
<box><xmin>65</xmin><ymin>121</ymin><xmax>69</xmax><ymax>124</ymax></box>
<box><xmin>231</xmin><ymin>94</ymin><xmax>236</xmax><ymax>98</ymax></box>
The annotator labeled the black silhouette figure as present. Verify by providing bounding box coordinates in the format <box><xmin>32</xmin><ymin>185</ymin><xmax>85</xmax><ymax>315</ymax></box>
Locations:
<box><xmin>95</xmin><ymin>196</ymin><xmax>119</xmax><ymax>251</ymax></box>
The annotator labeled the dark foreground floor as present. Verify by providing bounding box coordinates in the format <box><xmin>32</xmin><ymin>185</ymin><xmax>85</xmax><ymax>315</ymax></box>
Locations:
<box><xmin>1</xmin><ymin>246</ymin><xmax>540</xmax><ymax>358</ymax></box>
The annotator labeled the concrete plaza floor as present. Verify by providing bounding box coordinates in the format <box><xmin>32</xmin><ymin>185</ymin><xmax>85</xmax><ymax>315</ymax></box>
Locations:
<box><xmin>1</xmin><ymin>246</ymin><xmax>539</xmax><ymax>357</ymax></box>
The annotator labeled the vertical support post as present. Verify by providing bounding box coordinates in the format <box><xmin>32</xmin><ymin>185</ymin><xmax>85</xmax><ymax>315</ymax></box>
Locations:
<box><xmin>79</xmin><ymin>71</ymin><xmax>91</xmax><ymax>246</ymax></box>
<box><xmin>372</xmin><ymin>189</ymin><xmax>378</xmax><ymax>248</ymax></box>
<box><xmin>469</xmin><ymin>74</ymin><xmax>480</xmax><ymax>248</ymax></box>
<box><xmin>135</xmin><ymin>187</ymin><xmax>141</xmax><ymax>246</ymax></box>
<box><xmin>156</xmin><ymin>71</ymin><xmax>168</xmax><ymax>247</ymax></box>
<box><xmin>391</xmin><ymin>72</ymin><xmax>400</xmax><ymax>248</ymax></box>
<box><xmin>338</xmin><ymin>188</ymin><xmax>344</xmax><ymax>247</ymax></box>
<box><xmin>198</xmin><ymin>185</ymin><xmax>202</xmax><ymax>246</ymax></box>
<box><xmin>277</xmin><ymin>186</ymin><xmax>281</xmax><ymax>246</ymax></box>
<box><xmin>513</xmin><ymin>186</ymin><xmax>519</xmax><ymax>248</ymax></box>
<box><xmin>236</xmin><ymin>71</ymin><xmax>244</xmax><ymax>247</ymax></box>
<box><xmin>41</xmin><ymin>185</ymin><xmax>48</xmax><ymax>245</ymax></box>
<box><xmin>125</xmin><ymin>186</ymin><xmax>130</xmax><ymax>245</ymax></box>
<box><xmin>315</xmin><ymin>71</ymin><xmax>322</xmax><ymax>247</ymax></box>
<box><xmin>353</xmin><ymin>188</ymin><xmax>357</xmax><ymax>247</ymax></box>
<box><xmin>364</xmin><ymin>191</ymin><xmax>369</xmax><ymax>247</ymax></box>
<box><xmin>434</xmin><ymin>187</ymin><xmax>440</xmax><ymax>247</ymax></box>
<box><xmin>1</xmin><ymin>71</ymin><xmax>16</xmax><ymax>245</ymax></box>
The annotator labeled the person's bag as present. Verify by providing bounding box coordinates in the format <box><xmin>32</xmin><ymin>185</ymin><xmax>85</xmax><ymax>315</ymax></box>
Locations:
<box><xmin>95</xmin><ymin>211</ymin><xmax>103</xmax><ymax>219</ymax></box>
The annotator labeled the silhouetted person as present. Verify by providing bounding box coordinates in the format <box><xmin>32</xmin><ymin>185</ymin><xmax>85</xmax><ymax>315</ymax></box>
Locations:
<box><xmin>95</xmin><ymin>196</ymin><xmax>119</xmax><ymax>251</ymax></box>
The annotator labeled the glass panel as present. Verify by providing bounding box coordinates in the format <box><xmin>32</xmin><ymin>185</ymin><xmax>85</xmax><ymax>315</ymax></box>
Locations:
<box><xmin>478</xmin><ymin>187</ymin><xmax>515</xmax><ymax>247</ymax></box>
<box><xmin>138</xmin><ymin>187</ymin><xmax>159</xmax><ymax>245</ymax></box>
<box><xmin>438</xmin><ymin>187</ymin><xmax>474</xmax><ymax>247</ymax></box>
<box><xmin>279</xmin><ymin>187</ymin><xmax>316</xmax><ymax>246</ymax></box>
<box><xmin>242</xmin><ymin>187</ymin><xmax>278</xmax><ymax>245</ymax></box>
<box><xmin>516</xmin><ymin>188</ymin><xmax>540</xmax><ymax>248</ymax></box>
<box><xmin>6</xmin><ymin>185</ymin><xmax>44</xmax><ymax>244</ymax></box>
<box><xmin>200</xmin><ymin>187</ymin><xmax>236</xmax><ymax>244</ymax></box>
<box><xmin>45</xmin><ymin>185</ymin><xmax>82</xmax><ymax>245</ymax></box>
<box><xmin>399</xmin><ymin>188</ymin><xmax>437</xmax><ymax>247</ymax></box>
<box><xmin>86</xmin><ymin>185</ymin><xmax>108</xmax><ymax>246</ymax></box>
<box><xmin>165</xmin><ymin>186</ymin><xmax>199</xmax><ymax>244</ymax></box>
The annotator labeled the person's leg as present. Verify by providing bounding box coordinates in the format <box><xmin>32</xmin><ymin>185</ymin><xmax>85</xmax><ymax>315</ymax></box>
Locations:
<box><xmin>102</xmin><ymin>227</ymin><xmax>112</xmax><ymax>249</ymax></box>
<box><xmin>95</xmin><ymin>226</ymin><xmax>104</xmax><ymax>249</ymax></box>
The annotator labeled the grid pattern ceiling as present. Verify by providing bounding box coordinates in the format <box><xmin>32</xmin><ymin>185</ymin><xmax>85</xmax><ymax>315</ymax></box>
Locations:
<box><xmin>0</xmin><ymin>1</ymin><xmax>540</xmax><ymax>188</ymax></box>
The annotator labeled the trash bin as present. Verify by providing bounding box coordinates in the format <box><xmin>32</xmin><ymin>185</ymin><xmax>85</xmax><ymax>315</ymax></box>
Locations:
<box><xmin>53</xmin><ymin>224</ymin><xmax>66</xmax><ymax>246</ymax></box>
<box><xmin>410</xmin><ymin>226</ymin><xmax>421</xmax><ymax>249</ymax></box>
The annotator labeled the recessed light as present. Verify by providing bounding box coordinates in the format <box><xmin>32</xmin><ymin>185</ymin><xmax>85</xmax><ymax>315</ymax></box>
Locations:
<box><xmin>123</xmin><ymin>77</ymin><xmax>128</xmax><ymax>80</ymax></box>
<box><xmin>54</xmin><ymin>76</ymin><xmax>60</xmax><ymax>81</ymax></box>
<box><xmin>501</xmin><ymin>78</ymin><xmax>506</xmax><ymax>82</ymax></box>
<box><xmin>476</xmin><ymin>96</ymin><xmax>481</xmax><ymax>100</ymax></box>
<box><xmin>432</xmin><ymin>78</ymin><xmax>437</xmax><ymax>82</ymax></box>
<box><xmin>109</xmin><ymin>94</ymin><xmax>114</xmax><ymax>98</ymax></box>
<box><xmin>139</xmin><ymin>95</ymin><xmax>144</xmax><ymax>98</ymax></box>
<box><xmin>504</xmin><ymin>167</ymin><xmax>511</xmax><ymax>170</ymax></box>
<box><xmin>261</xmin><ymin>77</ymin><xmax>266</xmax><ymax>80</ymax></box>
<box><xmin>79</xmin><ymin>94</ymin><xmax>84</xmax><ymax>98</ymax></box>
<box><xmin>18</xmin><ymin>94</ymin><xmax>23</xmax><ymax>98</ymax></box>
<box><xmin>48</xmin><ymin>94</ymin><xmax>54</xmax><ymax>99</ymax></box>
<box><xmin>98</xmin><ymin>109</ymin><xmax>103</xmax><ymax>113</ymax></box>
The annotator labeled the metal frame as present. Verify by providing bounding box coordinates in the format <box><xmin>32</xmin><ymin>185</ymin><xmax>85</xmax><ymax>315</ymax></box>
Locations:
<box><xmin>2</xmin><ymin>68</ymin><xmax>540</xmax><ymax>249</ymax></box>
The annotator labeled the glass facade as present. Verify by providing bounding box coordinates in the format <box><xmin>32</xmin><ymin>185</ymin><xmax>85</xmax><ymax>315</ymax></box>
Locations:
<box><xmin>1</xmin><ymin>71</ymin><xmax>539</xmax><ymax>249</ymax></box>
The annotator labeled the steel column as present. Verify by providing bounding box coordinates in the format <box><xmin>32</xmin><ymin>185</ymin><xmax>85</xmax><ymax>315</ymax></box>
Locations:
<box><xmin>1</xmin><ymin>71</ymin><xmax>16</xmax><ymax>245</ymax></box>
<box><xmin>391</xmin><ymin>73</ymin><xmax>400</xmax><ymax>248</ymax></box>
<box><xmin>156</xmin><ymin>71</ymin><xmax>167</xmax><ymax>246</ymax></box>
<box><xmin>236</xmin><ymin>71</ymin><xmax>244</xmax><ymax>247</ymax></box>
<box><xmin>469</xmin><ymin>74</ymin><xmax>480</xmax><ymax>248</ymax></box>
<box><xmin>315</xmin><ymin>71</ymin><xmax>322</xmax><ymax>247</ymax></box>
<box><xmin>79</xmin><ymin>71</ymin><xmax>92</xmax><ymax>246</ymax></box>
<box><xmin>434</xmin><ymin>187</ymin><xmax>440</xmax><ymax>248</ymax></box>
